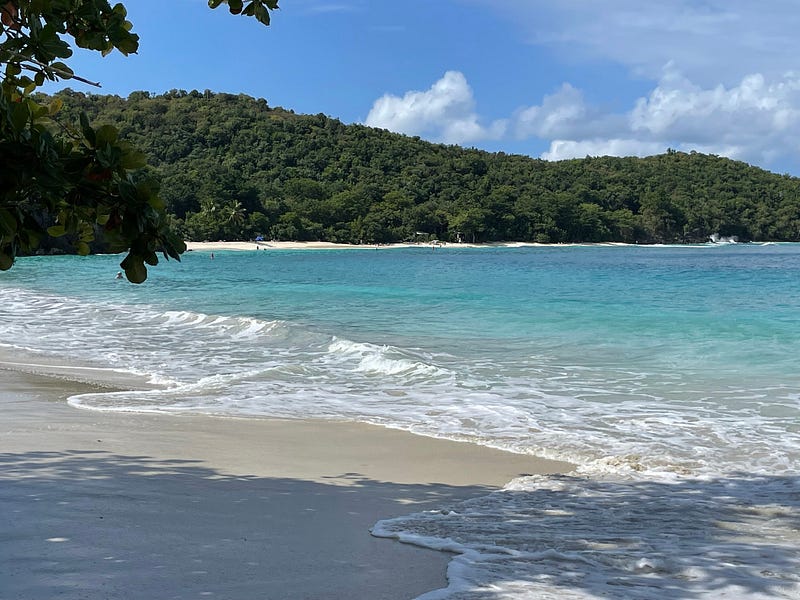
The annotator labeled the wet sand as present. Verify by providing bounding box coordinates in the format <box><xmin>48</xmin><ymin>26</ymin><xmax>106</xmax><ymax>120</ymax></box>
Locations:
<box><xmin>0</xmin><ymin>368</ymin><xmax>571</xmax><ymax>600</ymax></box>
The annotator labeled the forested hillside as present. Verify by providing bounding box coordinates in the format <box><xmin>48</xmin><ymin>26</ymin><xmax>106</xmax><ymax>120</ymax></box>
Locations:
<box><xmin>49</xmin><ymin>89</ymin><xmax>800</xmax><ymax>244</ymax></box>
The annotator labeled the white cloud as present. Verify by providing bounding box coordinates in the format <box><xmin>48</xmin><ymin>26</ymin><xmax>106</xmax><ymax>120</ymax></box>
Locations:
<box><xmin>365</xmin><ymin>71</ymin><xmax>506</xmax><ymax>144</ymax></box>
<box><xmin>624</xmin><ymin>69</ymin><xmax>800</xmax><ymax>166</ymax></box>
<box><xmin>541</xmin><ymin>139</ymin><xmax>665</xmax><ymax>162</ymax></box>
<box><xmin>511</xmin><ymin>83</ymin><xmax>626</xmax><ymax>140</ymax></box>
<box><xmin>542</xmin><ymin>69</ymin><xmax>800</xmax><ymax>165</ymax></box>
<box><xmin>514</xmin><ymin>84</ymin><xmax>586</xmax><ymax>138</ymax></box>
<box><xmin>366</xmin><ymin>69</ymin><xmax>800</xmax><ymax>170</ymax></box>
<box><xmin>631</xmin><ymin>69</ymin><xmax>800</xmax><ymax>140</ymax></box>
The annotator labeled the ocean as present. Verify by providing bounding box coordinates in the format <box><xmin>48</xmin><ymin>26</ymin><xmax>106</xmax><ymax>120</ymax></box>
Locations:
<box><xmin>2</xmin><ymin>243</ymin><xmax>799</xmax><ymax>599</ymax></box>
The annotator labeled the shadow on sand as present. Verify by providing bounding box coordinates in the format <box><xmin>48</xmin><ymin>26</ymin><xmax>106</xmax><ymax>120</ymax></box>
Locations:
<box><xmin>0</xmin><ymin>449</ymin><xmax>497</xmax><ymax>600</ymax></box>
<box><xmin>3</xmin><ymin>450</ymin><xmax>799</xmax><ymax>599</ymax></box>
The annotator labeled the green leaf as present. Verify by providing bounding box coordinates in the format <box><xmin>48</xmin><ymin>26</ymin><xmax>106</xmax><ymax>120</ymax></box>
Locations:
<box><xmin>95</xmin><ymin>144</ymin><xmax>118</xmax><ymax>168</ymax></box>
<box><xmin>147</xmin><ymin>194</ymin><xmax>165</xmax><ymax>211</ymax></box>
<box><xmin>112</xmin><ymin>3</ymin><xmax>129</xmax><ymax>18</ymax></box>
<box><xmin>0</xmin><ymin>209</ymin><xmax>17</xmax><ymax>236</ymax></box>
<box><xmin>254</xmin><ymin>3</ymin><xmax>272</xmax><ymax>25</ymax></box>
<box><xmin>48</xmin><ymin>97</ymin><xmax>63</xmax><ymax>115</ymax></box>
<box><xmin>121</xmin><ymin>254</ymin><xmax>148</xmax><ymax>283</ymax></box>
<box><xmin>95</xmin><ymin>124</ymin><xmax>119</xmax><ymax>145</ymax></box>
<box><xmin>119</xmin><ymin>148</ymin><xmax>147</xmax><ymax>170</ymax></box>
<box><xmin>114</xmin><ymin>33</ymin><xmax>139</xmax><ymax>55</ymax></box>
<box><xmin>0</xmin><ymin>251</ymin><xmax>13</xmax><ymax>271</ymax></box>
<box><xmin>162</xmin><ymin>237</ymin><xmax>187</xmax><ymax>261</ymax></box>
<box><xmin>37</xmin><ymin>24</ymin><xmax>73</xmax><ymax>59</ymax></box>
<box><xmin>79</xmin><ymin>113</ymin><xmax>95</xmax><ymax>147</ymax></box>
<box><xmin>50</xmin><ymin>62</ymin><xmax>74</xmax><ymax>80</ymax></box>
<box><xmin>76</xmin><ymin>241</ymin><xmax>91</xmax><ymax>256</ymax></box>
<box><xmin>11</xmin><ymin>102</ymin><xmax>29</xmax><ymax>132</ymax></box>
<box><xmin>208</xmin><ymin>0</ymin><xmax>225</xmax><ymax>7</ymax></box>
<box><xmin>29</xmin><ymin>98</ymin><xmax>50</xmax><ymax>121</ymax></box>
<box><xmin>47</xmin><ymin>225</ymin><xmax>66</xmax><ymax>237</ymax></box>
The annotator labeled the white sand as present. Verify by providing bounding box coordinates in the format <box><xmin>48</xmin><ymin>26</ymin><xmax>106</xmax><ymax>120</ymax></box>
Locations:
<box><xmin>185</xmin><ymin>240</ymin><xmax>548</xmax><ymax>252</ymax></box>
<box><xmin>0</xmin><ymin>368</ymin><xmax>571</xmax><ymax>599</ymax></box>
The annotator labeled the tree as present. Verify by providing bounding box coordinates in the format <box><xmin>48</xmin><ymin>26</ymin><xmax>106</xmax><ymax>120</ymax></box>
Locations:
<box><xmin>36</xmin><ymin>88</ymin><xmax>800</xmax><ymax>247</ymax></box>
<box><xmin>0</xmin><ymin>0</ymin><xmax>278</xmax><ymax>281</ymax></box>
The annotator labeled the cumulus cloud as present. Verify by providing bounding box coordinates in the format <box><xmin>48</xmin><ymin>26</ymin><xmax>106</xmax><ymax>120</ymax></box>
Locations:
<box><xmin>366</xmin><ymin>68</ymin><xmax>800</xmax><ymax>169</ymax></box>
<box><xmin>626</xmin><ymin>69</ymin><xmax>800</xmax><ymax>165</ymax></box>
<box><xmin>541</xmin><ymin>69</ymin><xmax>800</xmax><ymax>165</ymax></box>
<box><xmin>514</xmin><ymin>84</ymin><xmax>587</xmax><ymax>138</ymax></box>
<box><xmin>631</xmin><ymin>69</ymin><xmax>800</xmax><ymax>140</ymax></box>
<box><xmin>511</xmin><ymin>84</ymin><xmax>627</xmax><ymax>140</ymax></box>
<box><xmin>541</xmin><ymin>139</ymin><xmax>665</xmax><ymax>162</ymax></box>
<box><xmin>365</xmin><ymin>71</ymin><xmax>506</xmax><ymax>144</ymax></box>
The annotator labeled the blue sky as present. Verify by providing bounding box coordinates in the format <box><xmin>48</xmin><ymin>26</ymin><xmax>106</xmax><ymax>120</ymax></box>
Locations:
<box><xmin>48</xmin><ymin>0</ymin><xmax>800</xmax><ymax>175</ymax></box>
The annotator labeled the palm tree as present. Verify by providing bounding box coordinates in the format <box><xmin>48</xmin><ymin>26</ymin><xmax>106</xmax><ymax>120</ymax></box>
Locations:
<box><xmin>223</xmin><ymin>200</ymin><xmax>246</xmax><ymax>239</ymax></box>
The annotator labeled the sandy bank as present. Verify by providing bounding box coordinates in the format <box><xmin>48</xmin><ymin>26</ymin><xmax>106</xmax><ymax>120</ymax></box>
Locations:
<box><xmin>185</xmin><ymin>240</ymin><xmax>547</xmax><ymax>252</ymax></box>
<box><xmin>0</xmin><ymin>367</ymin><xmax>571</xmax><ymax>600</ymax></box>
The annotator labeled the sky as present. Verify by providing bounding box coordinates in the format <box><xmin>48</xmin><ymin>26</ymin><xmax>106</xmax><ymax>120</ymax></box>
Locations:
<box><xmin>46</xmin><ymin>0</ymin><xmax>800</xmax><ymax>176</ymax></box>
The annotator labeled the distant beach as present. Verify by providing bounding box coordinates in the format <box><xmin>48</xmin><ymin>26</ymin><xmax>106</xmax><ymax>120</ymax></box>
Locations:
<box><xmin>185</xmin><ymin>240</ymin><xmax>548</xmax><ymax>252</ymax></box>
<box><xmin>184</xmin><ymin>239</ymin><xmax>750</xmax><ymax>252</ymax></box>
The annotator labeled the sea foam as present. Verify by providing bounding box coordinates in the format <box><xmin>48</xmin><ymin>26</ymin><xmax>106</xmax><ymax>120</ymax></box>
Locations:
<box><xmin>374</xmin><ymin>473</ymin><xmax>800</xmax><ymax>599</ymax></box>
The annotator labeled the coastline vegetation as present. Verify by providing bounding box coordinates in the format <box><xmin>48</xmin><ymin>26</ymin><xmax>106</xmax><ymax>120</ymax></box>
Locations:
<box><xmin>47</xmin><ymin>88</ymin><xmax>800</xmax><ymax>247</ymax></box>
<box><xmin>4</xmin><ymin>0</ymin><xmax>798</xmax><ymax>282</ymax></box>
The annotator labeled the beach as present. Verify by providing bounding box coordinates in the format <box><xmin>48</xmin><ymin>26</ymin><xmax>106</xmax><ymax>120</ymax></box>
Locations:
<box><xmin>184</xmin><ymin>240</ymin><xmax>548</xmax><ymax>252</ymax></box>
<box><xmin>3</xmin><ymin>244</ymin><xmax>800</xmax><ymax>598</ymax></box>
<box><xmin>0</xmin><ymin>366</ymin><xmax>571</xmax><ymax>600</ymax></box>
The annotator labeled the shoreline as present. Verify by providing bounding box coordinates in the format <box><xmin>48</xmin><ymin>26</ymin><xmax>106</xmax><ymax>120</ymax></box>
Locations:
<box><xmin>184</xmin><ymin>239</ymin><xmax>780</xmax><ymax>252</ymax></box>
<box><xmin>0</xmin><ymin>364</ymin><xmax>572</xmax><ymax>600</ymax></box>
<box><xmin>185</xmin><ymin>240</ymin><xmax>549</xmax><ymax>252</ymax></box>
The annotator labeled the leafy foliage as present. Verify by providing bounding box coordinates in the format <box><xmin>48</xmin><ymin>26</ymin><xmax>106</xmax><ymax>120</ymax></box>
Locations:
<box><xmin>51</xmin><ymin>89</ymin><xmax>800</xmax><ymax>245</ymax></box>
<box><xmin>208</xmin><ymin>0</ymin><xmax>278</xmax><ymax>25</ymax></box>
<box><xmin>0</xmin><ymin>0</ymin><xmax>277</xmax><ymax>281</ymax></box>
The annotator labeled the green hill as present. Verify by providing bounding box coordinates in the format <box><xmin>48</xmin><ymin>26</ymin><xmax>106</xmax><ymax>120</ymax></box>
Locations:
<box><xmin>49</xmin><ymin>88</ymin><xmax>800</xmax><ymax>244</ymax></box>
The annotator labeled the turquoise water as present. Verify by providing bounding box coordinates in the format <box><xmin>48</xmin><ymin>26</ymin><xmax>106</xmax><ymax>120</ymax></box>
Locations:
<box><xmin>2</xmin><ymin>244</ymin><xmax>800</xmax><ymax>598</ymax></box>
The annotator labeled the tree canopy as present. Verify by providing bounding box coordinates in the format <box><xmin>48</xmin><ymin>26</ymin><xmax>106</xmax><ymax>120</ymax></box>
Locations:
<box><xmin>0</xmin><ymin>0</ymin><xmax>277</xmax><ymax>281</ymax></box>
<box><xmin>48</xmin><ymin>89</ymin><xmax>800</xmax><ymax>246</ymax></box>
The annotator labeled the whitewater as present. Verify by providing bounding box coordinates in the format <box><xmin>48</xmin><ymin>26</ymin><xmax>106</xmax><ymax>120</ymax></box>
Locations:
<box><xmin>1</xmin><ymin>244</ymin><xmax>799</xmax><ymax>598</ymax></box>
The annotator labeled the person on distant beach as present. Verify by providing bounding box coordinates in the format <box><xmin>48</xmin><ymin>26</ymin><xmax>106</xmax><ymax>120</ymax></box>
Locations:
<box><xmin>210</xmin><ymin>252</ymin><xmax>214</xmax><ymax>259</ymax></box>
<box><xmin>115</xmin><ymin>271</ymin><xmax>123</xmax><ymax>279</ymax></box>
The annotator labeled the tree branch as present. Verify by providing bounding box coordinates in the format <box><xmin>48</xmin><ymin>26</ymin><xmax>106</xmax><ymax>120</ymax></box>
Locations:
<box><xmin>8</xmin><ymin>53</ymin><xmax>102</xmax><ymax>87</ymax></box>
